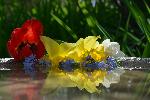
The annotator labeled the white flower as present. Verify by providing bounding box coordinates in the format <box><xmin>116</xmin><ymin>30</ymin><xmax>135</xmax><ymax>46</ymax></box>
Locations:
<box><xmin>101</xmin><ymin>39</ymin><xmax>125</xmax><ymax>88</ymax></box>
<box><xmin>102</xmin><ymin>39</ymin><xmax>125</xmax><ymax>58</ymax></box>
<box><xmin>102</xmin><ymin>68</ymin><xmax>125</xmax><ymax>88</ymax></box>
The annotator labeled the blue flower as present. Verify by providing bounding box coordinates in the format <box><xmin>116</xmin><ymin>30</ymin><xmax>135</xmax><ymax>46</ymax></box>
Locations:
<box><xmin>23</xmin><ymin>54</ymin><xmax>36</xmax><ymax>78</ymax></box>
<box><xmin>96</xmin><ymin>61</ymin><xmax>107</xmax><ymax>69</ymax></box>
<box><xmin>106</xmin><ymin>57</ymin><xmax>117</xmax><ymax>71</ymax></box>
<box><xmin>84</xmin><ymin>61</ymin><xmax>107</xmax><ymax>70</ymax></box>
<box><xmin>83</xmin><ymin>55</ymin><xmax>108</xmax><ymax>71</ymax></box>
<box><xmin>59</xmin><ymin>59</ymin><xmax>76</xmax><ymax>72</ymax></box>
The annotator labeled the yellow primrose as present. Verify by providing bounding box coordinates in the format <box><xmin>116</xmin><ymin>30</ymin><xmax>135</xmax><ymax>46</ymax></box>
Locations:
<box><xmin>68</xmin><ymin>36</ymin><xmax>107</xmax><ymax>62</ymax></box>
<box><xmin>90</xmin><ymin>44</ymin><xmax>107</xmax><ymax>61</ymax></box>
<box><xmin>41</xmin><ymin>35</ymin><xmax>107</xmax><ymax>63</ymax></box>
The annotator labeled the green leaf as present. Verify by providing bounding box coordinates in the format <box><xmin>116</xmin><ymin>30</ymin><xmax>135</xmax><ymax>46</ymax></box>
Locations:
<box><xmin>51</xmin><ymin>13</ymin><xmax>78</xmax><ymax>40</ymax></box>
<box><xmin>78</xmin><ymin>0</ymin><xmax>112</xmax><ymax>40</ymax></box>
<box><xmin>144</xmin><ymin>0</ymin><xmax>150</xmax><ymax>14</ymax></box>
<box><xmin>142</xmin><ymin>42</ymin><xmax>150</xmax><ymax>57</ymax></box>
<box><xmin>124</xmin><ymin>0</ymin><xmax>150</xmax><ymax>43</ymax></box>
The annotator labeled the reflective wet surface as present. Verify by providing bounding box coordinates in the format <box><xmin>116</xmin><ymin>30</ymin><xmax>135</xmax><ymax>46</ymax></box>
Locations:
<box><xmin>0</xmin><ymin>59</ymin><xmax>150</xmax><ymax>100</ymax></box>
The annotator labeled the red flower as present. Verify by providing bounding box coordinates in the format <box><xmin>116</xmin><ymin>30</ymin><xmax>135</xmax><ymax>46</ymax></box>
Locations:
<box><xmin>7</xmin><ymin>19</ymin><xmax>45</xmax><ymax>61</ymax></box>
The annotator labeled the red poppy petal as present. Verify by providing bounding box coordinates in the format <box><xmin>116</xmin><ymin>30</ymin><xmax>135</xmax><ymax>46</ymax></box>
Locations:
<box><xmin>31</xmin><ymin>20</ymin><xmax>43</xmax><ymax>35</ymax></box>
<box><xmin>20</xmin><ymin>44</ymin><xmax>32</xmax><ymax>58</ymax></box>
<box><xmin>7</xmin><ymin>40</ymin><xmax>20</xmax><ymax>60</ymax></box>
<box><xmin>34</xmin><ymin>41</ymin><xmax>45</xmax><ymax>59</ymax></box>
<box><xmin>8</xmin><ymin>19</ymin><xmax>44</xmax><ymax>61</ymax></box>
<box><xmin>22</xmin><ymin>19</ymin><xmax>43</xmax><ymax>36</ymax></box>
<box><xmin>7</xmin><ymin>40</ymin><xmax>32</xmax><ymax>61</ymax></box>
<box><xmin>11</xmin><ymin>28</ymin><xmax>26</xmax><ymax>44</ymax></box>
<box><xmin>23</xmin><ymin>28</ymin><xmax>40</xmax><ymax>44</ymax></box>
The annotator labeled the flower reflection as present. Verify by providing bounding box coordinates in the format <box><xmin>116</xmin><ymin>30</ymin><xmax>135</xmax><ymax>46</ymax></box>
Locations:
<box><xmin>23</xmin><ymin>54</ymin><xmax>36</xmax><ymax>78</ymax></box>
<box><xmin>8</xmin><ymin>60</ymin><xmax>46</xmax><ymax>100</ymax></box>
<box><xmin>12</xmin><ymin>82</ymin><xmax>43</xmax><ymax>100</ymax></box>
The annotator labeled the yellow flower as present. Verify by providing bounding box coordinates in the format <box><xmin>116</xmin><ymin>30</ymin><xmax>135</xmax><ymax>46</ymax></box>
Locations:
<box><xmin>40</xmin><ymin>36</ymin><xmax>75</xmax><ymax>69</ymax></box>
<box><xmin>90</xmin><ymin>44</ymin><xmax>107</xmax><ymax>61</ymax></box>
<box><xmin>67</xmin><ymin>36</ymin><xmax>107</xmax><ymax>62</ymax></box>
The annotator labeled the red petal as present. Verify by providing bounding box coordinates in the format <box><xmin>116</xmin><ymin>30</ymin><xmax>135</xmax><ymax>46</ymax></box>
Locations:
<box><xmin>22</xmin><ymin>19</ymin><xmax>43</xmax><ymax>36</ymax></box>
<box><xmin>7</xmin><ymin>19</ymin><xmax>44</xmax><ymax>61</ymax></box>
<box><xmin>7</xmin><ymin>40</ymin><xmax>32</xmax><ymax>61</ymax></box>
<box><xmin>11</xmin><ymin>28</ymin><xmax>27</xmax><ymax>45</ymax></box>
<box><xmin>20</xmin><ymin>44</ymin><xmax>32</xmax><ymax>58</ymax></box>
<box><xmin>7</xmin><ymin>40</ymin><xmax>20</xmax><ymax>61</ymax></box>
<box><xmin>34</xmin><ymin>41</ymin><xmax>45</xmax><ymax>59</ymax></box>
<box><xmin>23</xmin><ymin>28</ymin><xmax>40</xmax><ymax>44</ymax></box>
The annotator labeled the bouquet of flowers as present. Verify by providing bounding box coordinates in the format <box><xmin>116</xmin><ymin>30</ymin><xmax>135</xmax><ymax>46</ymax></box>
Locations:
<box><xmin>7</xmin><ymin>19</ymin><xmax>125</xmax><ymax>93</ymax></box>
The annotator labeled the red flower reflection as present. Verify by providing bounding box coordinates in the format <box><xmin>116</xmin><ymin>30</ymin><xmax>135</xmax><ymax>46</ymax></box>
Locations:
<box><xmin>7</xmin><ymin>19</ymin><xmax>45</xmax><ymax>61</ymax></box>
<box><xmin>9</xmin><ymin>65</ymin><xmax>46</xmax><ymax>100</ymax></box>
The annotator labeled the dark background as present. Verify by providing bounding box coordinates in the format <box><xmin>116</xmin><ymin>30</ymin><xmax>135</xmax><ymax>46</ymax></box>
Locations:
<box><xmin>0</xmin><ymin>0</ymin><xmax>150</xmax><ymax>58</ymax></box>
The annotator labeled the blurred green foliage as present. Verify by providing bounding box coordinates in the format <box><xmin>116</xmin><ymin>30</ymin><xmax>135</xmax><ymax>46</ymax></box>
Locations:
<box><xmin>0</xmin><ymin>0</ymin><xmax>150</xmax><ymax>57</ymax></box>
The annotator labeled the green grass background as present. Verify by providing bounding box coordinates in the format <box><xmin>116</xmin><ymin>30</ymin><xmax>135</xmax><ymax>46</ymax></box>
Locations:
<box><xmin>0</xmin><ymin>0</ymin><xmax>150</xmax><ymax>58</ymax></box>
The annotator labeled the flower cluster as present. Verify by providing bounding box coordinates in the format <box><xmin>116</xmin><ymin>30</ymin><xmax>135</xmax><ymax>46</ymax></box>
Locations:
<box><xmin>41</xmin><ymin>36</ymin><xmax>125</xmax><ymax>93</ymax></box>
<box><xmin>58</xmin><ymin>55</ymin><xmax>117</xmax><ymax>72</ymax></box>
<box><xmin>7</xmin><ymin>19</ymin><xmax>125</xmax><ymax>93</ymax></box>
<box><xmin>23</xmin><ymin>54</ymin><xmax>51</xmax><ymax>78</ymax></box>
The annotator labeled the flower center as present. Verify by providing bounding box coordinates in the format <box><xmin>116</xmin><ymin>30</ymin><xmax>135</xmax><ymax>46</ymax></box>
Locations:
<box><xmin>17</xmin><ymin>41</ymin><xmax>37</xmax><ymax>54</ymax></box>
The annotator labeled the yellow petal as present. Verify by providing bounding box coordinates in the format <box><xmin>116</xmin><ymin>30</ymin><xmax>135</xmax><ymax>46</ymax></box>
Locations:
<box><xmin>91</xmin><ymin>70</ymin><xmax>106</xmax><ymax>86</ymax></box>
<box><xmin>40</xmin><ymin>36</ymin><xmax>60</xmax><ymax>59</ymax></box>
<box><xmin>76</xmin><ymin>38</ymin><xmax>84</xmax><ymax>48</ymax></box>
<box><xmin>42</xmin><ymin>71</ymin><xmax>76</xmax><ymax>94</ymax></box>
<box><xmin>84</xmin><ymin>36</ymin><xmax>100</xmax><ymax>51</ymax></box>
<box><xmin>59</xmin><ymin>42</ymin><xmax>75</xmax><ymax>57</ymax></box>
<box><xmin>90</xmin><ymin>44</ymin><xmax>106</xmax><ymax>61</ymax></box>
<box><xmin>67</xmin><ymin>70</ymin><xmax>101</xmax><ymax>93</ymax></box>
<box><xmin>67</xmin><ymin>70</ymin><xmax>85</xmax><ymax>90</ymax></box>
<box><xmin>75</xmin><ymin>38</ymin><xmax>84</xmax><ymax>53</ymax></box>
<box><xmin>84</xmin><ymin>79</ymin><xmax>99</xmax><ymax>93</ymax></box>
<box><xmin>67</xmin><ymin>50</ymin><xmax>82</xmax><ymax>61</ymax></box>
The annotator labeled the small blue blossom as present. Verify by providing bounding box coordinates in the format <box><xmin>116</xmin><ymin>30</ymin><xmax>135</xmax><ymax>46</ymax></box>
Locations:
<box><xmin>96</xmin><ymin>61</ymin><xmax>107</xmax><ymax>70</ymax></box>
<box><xmin>83</xmin><ymin>55</ymin><xmax>108</xmax><ymax>71</ymax></box>
<box><xmin>23</xmin><ymin>54</ymin><xmax>36</xmax><ymax>78</ymax></box>
<box><xmin>84</xmin><ymin>62</ymin><xmax>98</xmax><ymax>70</ymax></box>
<box><xmin>106</xmin><ymin>57</ymin><xmax>117</xmax><ymax>71</ymax></box>
<box><xmin>84</xmin><ymin>61</ymin><xmax>107</xmax><ymax>70</ymax></box>
<box><xmin>59</xmin><ymin>59</ymin><xmax>76</xmax><ymax>72</ymax></box>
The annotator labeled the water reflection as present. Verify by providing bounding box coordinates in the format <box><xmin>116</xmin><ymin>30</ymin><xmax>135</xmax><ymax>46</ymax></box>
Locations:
<box><xmin>11</xmin><ymin>81</ymin><xmax>43</xmax><ymax>100</ymax></box>
<box><xmin>0</xmin><ymin>61</ymin><xmax>150</xmax><ymax>100</ymax></box>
